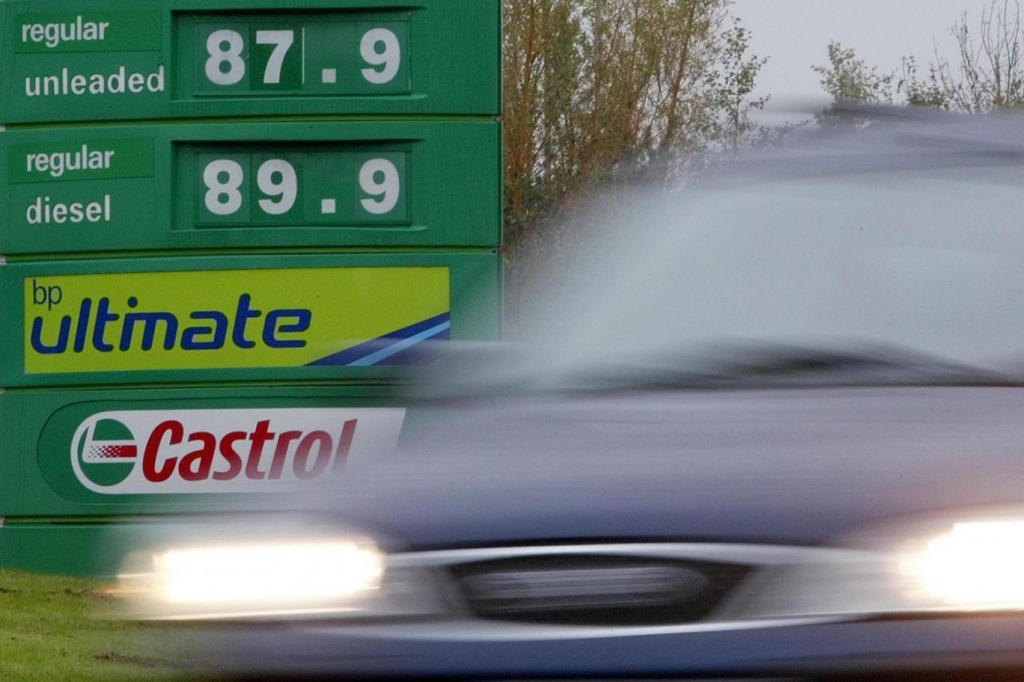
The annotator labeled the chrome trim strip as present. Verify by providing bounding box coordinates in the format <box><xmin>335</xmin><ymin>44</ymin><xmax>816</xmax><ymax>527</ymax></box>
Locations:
<box><xmin>300</xmin><ymin>615</ymin><xmax>846</xmax><ymax>641</ymax></box>
<box><xmin>386</xmin><ymin>543</ymin><xmax>874</xmax><ymax>569</ymax></box>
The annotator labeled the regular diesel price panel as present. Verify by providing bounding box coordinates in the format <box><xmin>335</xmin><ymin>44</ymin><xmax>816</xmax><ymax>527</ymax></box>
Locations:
<box><xmin>0</xmin><ymin>121</ymin><xmax>501</xmax><ymax>254</ymax></box>
<box><xmin>0</xmin><ymin>0</ymin><xmax>500</xmax><ymax>123</ymax></box>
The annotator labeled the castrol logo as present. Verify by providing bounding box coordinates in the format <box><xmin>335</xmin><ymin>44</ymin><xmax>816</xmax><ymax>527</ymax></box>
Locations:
<box><xmin>70</xmin><ymin>408</ymin><xmax>405</xmax><ymax>494</ymax></box>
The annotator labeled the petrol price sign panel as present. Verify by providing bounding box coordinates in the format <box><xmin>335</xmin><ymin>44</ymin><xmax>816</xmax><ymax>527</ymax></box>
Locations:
<box><xmin>0</xmin><ymin>253</ymin><xmax>502</xmax><ymax>387</ymax></box>
<box><xmin>0</xmin><ymin>0</ymin><xmax>503</xmax><ymax>580</ymax></box>
<box><xmin>0</xmin><ymin>120</ymin><xmax>500</xmax><ymax>253</ymax></box>
<box><xmin>0</xmin><ymin>0</ymin><xmax>500</xmax><ymax>123</ymax></box>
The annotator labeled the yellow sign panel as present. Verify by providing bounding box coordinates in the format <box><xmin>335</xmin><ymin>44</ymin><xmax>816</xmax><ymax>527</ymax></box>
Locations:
<box><xmin>24</xmin><ymin>267</ymin><xmax>450</xmax><ymax>374</ymax></box>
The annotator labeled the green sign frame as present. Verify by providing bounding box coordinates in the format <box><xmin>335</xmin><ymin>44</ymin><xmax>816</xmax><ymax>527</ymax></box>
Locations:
<box><xmin>0</xmin><ymin>0</ymin><xmax>500</xmax><ymax>123</ymax></box>
<box><xmin>0</xmin><ymin>0</ymin><xmax>504</xmax><ymax>580</ymax></box>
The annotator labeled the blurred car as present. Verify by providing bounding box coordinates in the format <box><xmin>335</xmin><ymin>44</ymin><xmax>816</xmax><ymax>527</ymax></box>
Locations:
<box><xmin>120</xmin><ymin>111</ymin><xmax>1024</xmax><ymax>680</ymax></box>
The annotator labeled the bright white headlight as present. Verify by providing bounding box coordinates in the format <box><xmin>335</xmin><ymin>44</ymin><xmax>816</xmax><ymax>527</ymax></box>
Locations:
<box><xmin>902</xmin><ymin>520</ymin><xmax>1024</xmax><ymax>609</ymax></box>
<box><xmin>115</xmin><ymin>527</ymin><xmax>451</xmax><ymax>621</ymax></box>
<box><xmin>157</xmin><ymin>540</ymin><xmax>384</xmax><ymax>607</ymax></box>
<box><xmin>725</xmin><ymin>513</ymin><xmax>1024</xmax><ymax>622</ymax></box>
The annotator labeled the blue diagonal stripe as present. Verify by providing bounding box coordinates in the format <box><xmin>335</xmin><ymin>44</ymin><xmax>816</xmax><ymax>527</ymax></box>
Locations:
<box><xmin>307</xmin><ymin>313</ymin><xmax>451</xmax><ymax>367</ymax></box>
<box><xmin>346</xmin><ymin>320</ymin><xmax>451</xmax><ymax>366</ymax></box>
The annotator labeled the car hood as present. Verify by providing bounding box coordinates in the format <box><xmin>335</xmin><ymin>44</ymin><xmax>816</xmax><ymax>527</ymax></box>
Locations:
<box><xmin>320</xmin><ymin>386</ymin><xmax>1024</xmax><ymax>550</ymax></box>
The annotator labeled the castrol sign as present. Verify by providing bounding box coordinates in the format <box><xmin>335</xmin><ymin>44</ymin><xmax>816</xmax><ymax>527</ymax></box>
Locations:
<box><xmin>71</xmin><ymin>408</ymin><xmax>405</xmax><ymax>494</ymax></box>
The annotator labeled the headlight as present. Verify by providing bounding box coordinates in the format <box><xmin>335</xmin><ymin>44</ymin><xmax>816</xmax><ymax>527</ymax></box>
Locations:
<box><xmin>902</xmin><ymin>519</ymin><xmax>1024</xmax><ymax>610</ymax></box>
<box><xmin>729</xmin><ymin>512</ymin><xmax>1024</xmax><ymax>622</ymax></box>
<box><xmin>157</xmin><ymin>540</ymin><xmax>382</xmax><ymax>608</ymax></box>
<box><xmin>118</xmin><ymin>524</ymin><xmax>444</xmax><ymax>621</ymax></box>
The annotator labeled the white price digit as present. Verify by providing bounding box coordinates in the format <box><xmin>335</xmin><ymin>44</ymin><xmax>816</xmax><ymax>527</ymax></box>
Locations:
<box><xmin>205</xmin><ymin>29</ymin><xmax>246</xmax><ymax>86</ymax></box>
<box><xmin>203</xmin><ymin>159</ymin><xmax>245</xmax><ymax>215</ymax></box>
<box><xmin>360</xmin><ymin>28</ymin><xmax>401</xmax><ymax>85</ymax></box>
<box><xmin>359</xmin><ymin>159</ymin><xmax>400</xmax><ymax>215</ymax></box>
<box><xmin>257</xmin><ymin>159</ymin><xmax>298</xmax><ymax>215</ymax></box>
<box><xmin>255</xmin><ymin>30</ymin><xmax>294</xmax><ymax>84</ymax></box>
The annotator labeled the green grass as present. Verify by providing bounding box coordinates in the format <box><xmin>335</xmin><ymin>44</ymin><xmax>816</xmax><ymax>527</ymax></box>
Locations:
<box><xmin>0</xmin><ymin>568</ymin><xmax>198</xmax><ymax>682</ymax></box>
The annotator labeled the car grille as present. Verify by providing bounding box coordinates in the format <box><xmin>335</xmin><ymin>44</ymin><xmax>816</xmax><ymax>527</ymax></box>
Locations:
<box><xmin>449</xmin><ymin>554</ymin><xmax>751</xmax><ymax>626</ymax></box>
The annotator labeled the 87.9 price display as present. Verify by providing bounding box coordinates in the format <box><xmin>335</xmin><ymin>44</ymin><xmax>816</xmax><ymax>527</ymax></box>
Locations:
<box><xmin>190</xmin><ymin>16</ymin><xmax>410</xmax><ymax>96</ymax></box>
<box><xmin>192</xmin><ymin>148</ymin><xmax>408</xmax><ymax>226</ymax></box>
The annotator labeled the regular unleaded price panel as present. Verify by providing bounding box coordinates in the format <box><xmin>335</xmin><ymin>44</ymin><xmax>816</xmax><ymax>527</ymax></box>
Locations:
<box><xmin>0</xmin><ymin>0</ymin><xmax>500</xmax><ymax>123</ymax></box>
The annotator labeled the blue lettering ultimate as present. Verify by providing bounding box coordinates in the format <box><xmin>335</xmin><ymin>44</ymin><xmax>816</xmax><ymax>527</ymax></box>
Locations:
<box><xmin>30</xmin><ymin>294</ymin><xmax>312</xmax><ymax>355</ymax></box>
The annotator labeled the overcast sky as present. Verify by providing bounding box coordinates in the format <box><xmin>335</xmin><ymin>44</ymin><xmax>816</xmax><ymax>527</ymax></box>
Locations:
<box><xmin>732</xmin><ymin>0</ymin><xmax>1003</xmax><ymax>118</ymax></box>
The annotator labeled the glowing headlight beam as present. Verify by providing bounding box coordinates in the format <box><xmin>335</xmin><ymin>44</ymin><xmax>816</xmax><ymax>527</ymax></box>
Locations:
<box><xmin>904</xmin><ymin>520</ymin><xmax>1024</xmax><ymax>609</ymax></box>
<box><xmin>156</xmin><ymin>540</ymin><xmax>384</xmax><ymax>605</ymax></box>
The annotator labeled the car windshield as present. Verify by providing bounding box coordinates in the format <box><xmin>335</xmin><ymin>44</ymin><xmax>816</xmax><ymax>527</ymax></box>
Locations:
<box><xmin>493</xmin><ymin>117</ymin><xmax>1024</xmax><ymax>390</ymax></box>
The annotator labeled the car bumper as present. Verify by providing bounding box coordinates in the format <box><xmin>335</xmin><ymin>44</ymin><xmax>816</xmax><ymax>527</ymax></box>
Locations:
<box><xmin>189</xmin><ymin>615</ymin><xmax>1024</xmax><ymax>679</ymax></box>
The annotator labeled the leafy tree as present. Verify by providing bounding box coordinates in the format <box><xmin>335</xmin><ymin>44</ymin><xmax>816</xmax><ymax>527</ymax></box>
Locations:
<box><xmin>903</xmin><ymin>0</ymin><xmax>1024</xmax><ymax>111</ymax></box>
<box><xmin>815</xmin><ymin>41</ymin><xmax>895</xmax><ymax>104</ymax></box>
<box><xmin>702</xmin><ymin>19</ymin><xmax>779</xmax><ymax>153</ymax></box>
<box><xmin>812</xmin><ymin>41</ymin><xmax>894</xmax><ymax>126</ymax></box>
<box><xmin>503</xmin><ymin>0</ymin><xmax>777</xmax><ymax>324</ymax></box>
<box><xmin>815</xmin><ymin>0</ymin><xmax>1024</xmax><ymax>116</ymax></box>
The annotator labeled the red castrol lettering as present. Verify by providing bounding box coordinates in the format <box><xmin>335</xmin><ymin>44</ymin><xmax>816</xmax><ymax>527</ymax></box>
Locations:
<box><xmin>142</xmin><ymin>419</ymin><xmax>357</xmax><ymax>483</ymax></box>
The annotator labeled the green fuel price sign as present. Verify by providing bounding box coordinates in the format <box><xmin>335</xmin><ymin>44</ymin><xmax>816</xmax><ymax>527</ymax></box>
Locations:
<box><xmin>0</xmin><ymin>120</ymin><xmax>500</xmax><ymax>254</ymax></box>
<box><xmin>0</xmin><ymin>0</ymin><xmax>499</xmax><ymax>124</ymax></box>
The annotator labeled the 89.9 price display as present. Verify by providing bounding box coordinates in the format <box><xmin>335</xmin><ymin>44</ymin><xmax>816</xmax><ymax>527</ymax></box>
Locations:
<box><xmin>189</xmin><ymin>16</ymin><xmax>409</xmax><ymax>96</ymax></box>
<box><xmin>191</xmin><ymin>148</ymin><xmax>408</xmax><ymax>226</ymax></box>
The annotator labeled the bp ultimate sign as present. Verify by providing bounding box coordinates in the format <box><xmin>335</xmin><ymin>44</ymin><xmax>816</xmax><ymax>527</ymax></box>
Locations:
<box><xmin>0</xmin><ymin>253</ymin><xmax>502</xmax><ymax>387</ymax></box>
<box><xmin>0</xmin><ymin>0</ymin><xmax>500</xmax><ymax>123</ymax></box>
<box><xmin>24</xmin><ymin>267</ymin><xmax>450</xmax><ymax>373</ymax></box>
